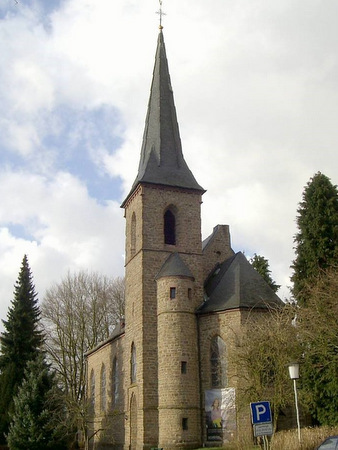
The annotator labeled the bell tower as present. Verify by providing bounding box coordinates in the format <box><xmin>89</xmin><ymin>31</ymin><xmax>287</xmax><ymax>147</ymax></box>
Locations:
<box><xmin>121</xmin><ymin>30</ymin><xmax>205</xmax><ymax>449</ymax></box>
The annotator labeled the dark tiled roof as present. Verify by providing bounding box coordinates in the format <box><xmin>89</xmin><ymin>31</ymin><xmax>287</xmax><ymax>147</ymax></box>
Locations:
<box><xmin>122</xmin><ymin>31</ymin><xmax>204</xmax><ymax>207</ymax></box>
<box><xmin>156</xmin><ymin>252</ymin><xmax>195</xmax><ymax>280</ymax></box>
<box><xmin>197</xmin><ymin>252</ymin><xmax>283</xmax><ymax>313</ymax></box>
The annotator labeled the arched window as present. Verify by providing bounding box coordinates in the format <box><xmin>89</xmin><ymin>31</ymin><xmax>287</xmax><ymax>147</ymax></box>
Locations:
<box><xmin>90</xmin><ymin>369</ymin><xmax>95</xmax><ymax>409</ymax></box>
<box><xmin>112</xmin><ymin>356</ymin><xmax>119</xmax><ymax>406</ymax></box>
<box><xmin>101</xmin><ymin>364</ymin><xmax>106</xmax><ymax>411</ymax></box>
<box><xmin>164</xmin><ymin>209</ymin><xmax>176</xmax><ymax>245</ymax></box>
<box><xmin>210</xmin><ymin>336</ymin><xmax>227</xmax><ymax>388</ymax></box>
<box><xmin>130</xmin><ymin>393</ymin><xmax>137</xmax><ymax>449</ymax></box>
<box><xmin>131</xmin><ymin>212</ymin><xmax>136</xmax><ymax>256</ymax></box>
<box><xmin>131</xmin><ymin>343</ymin><xmax>137</xmax><ymax>384</ymax></box>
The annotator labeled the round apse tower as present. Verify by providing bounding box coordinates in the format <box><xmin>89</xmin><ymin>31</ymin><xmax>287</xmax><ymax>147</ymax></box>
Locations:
<box><xmin>156</xmin><ymin>253</ymin><xmax>202</xmax><ymax>448</ymax></box>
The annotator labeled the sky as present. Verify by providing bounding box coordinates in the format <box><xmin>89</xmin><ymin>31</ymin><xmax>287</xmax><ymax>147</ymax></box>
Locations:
<box><xmin>1</xmin><ymin>0</ymin><xmax>338</xmax><ymax>327</ymax></box>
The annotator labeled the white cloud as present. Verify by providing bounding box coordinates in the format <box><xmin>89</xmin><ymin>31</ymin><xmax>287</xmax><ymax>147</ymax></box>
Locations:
<box><xmin>0</xmin><ymin>0</ymin><xmax>338</xmax><ymax>326</ymax></box>
<box><xmin>0</xmin><ymin>169</ymin><xmax>124</xmax><ymax>326</ymax></box>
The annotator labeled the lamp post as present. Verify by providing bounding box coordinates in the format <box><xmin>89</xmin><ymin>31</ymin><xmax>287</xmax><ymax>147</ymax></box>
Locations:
<box><xmin>288</xmin><ymin>362</ymin><xmax>301</xmax><ymax>444</ymax></box>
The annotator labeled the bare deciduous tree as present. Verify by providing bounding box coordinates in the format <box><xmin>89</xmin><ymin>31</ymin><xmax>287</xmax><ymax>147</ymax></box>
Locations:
<box><xmin>41</xmin><ymin>271</ymin><xmax>125</xmax><ymax>444</ymax></box>
<box><xmin>296</xmin><ymin>267</ymin><xmax>338</xmax><ymax>426</ymax></box>
<box><xmin>237</xmin><ymin>305</ymin><xmax>301</xmax><ymax>429</ymax></box>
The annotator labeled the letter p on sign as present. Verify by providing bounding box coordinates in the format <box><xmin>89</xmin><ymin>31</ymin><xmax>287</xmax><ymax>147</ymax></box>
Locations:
<box><xmin>250</xmin><ymin>402</ymin><xmax>272</xmax><ymax>424</ymax></box>
<box><xmin>256</xmin><ymin>404</ymin><xmax>266</xmax><ymax>420</ymax></box>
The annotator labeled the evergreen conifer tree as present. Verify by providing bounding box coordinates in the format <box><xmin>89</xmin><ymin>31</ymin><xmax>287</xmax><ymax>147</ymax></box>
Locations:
<box><xmin>291</xmin><ymin>172</ymin><xmax>338</xmax><ymax>304</ymax></box>
<box><xmin>7</xmin><ymin>355</ymin><xmax>67</xmax><ymax>450</ymax></box>
<box><xmin>0</xmin><ymin>255</ymin><xmax>43</xmax><ymax>443</ymax></box>
<box><xmin>250</xmin><ymin>253</ymin><xmax>280</xmax><ymax>293</ymax></box>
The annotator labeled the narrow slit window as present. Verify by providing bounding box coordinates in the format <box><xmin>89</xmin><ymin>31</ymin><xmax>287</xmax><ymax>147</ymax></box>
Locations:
<box><xmin>90</xmin><ymin>370</ymin><xmax>95</xmax><ymax>410</ymax></box>
<box><xmin>170</xmin><ymin>287</ymin><xmax>176</xmax><ymax>299</ymax></box>
<box><xmin>112</xmin><ymin>357</ymin><xmax>119</xmax><ymax>406</ymax></box>
<box><xmin>181</xmin><ymin>361</ymin><xmax>187</xmax><ymax>374</ymax></box>
<box><xmin>182</xmin><ymin>418</ymin><xmax>188</xmax><ymax>430</ymax></box>
<box><xmin>210</xmin><ymin>336</ymin><xmax>227</xmax><ymax>388</ymax></box>
<box><xmin>101</xmin><ymin>364</ymin><xmax>106</xmax><ymax>411</ymax></box>
<box><xmin>131</xmin><ymin>343</ymin><xmax>137</xmax><ymax>384</ymax></box>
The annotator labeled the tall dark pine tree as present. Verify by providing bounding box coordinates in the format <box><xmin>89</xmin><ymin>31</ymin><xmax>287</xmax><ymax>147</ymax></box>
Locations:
<box><xmin>0</xmin><ymin>255</ymin><xmax>43</xmax><ymax>444</ymax></box>
<box><xmin>7</xmin><ymin>356</ymin><xmax>68</xmax><ymax>450</ymax></box>
<box><xmin>291</xmin><ymin>172</ymin><xmax>338</xmax><ymax>305</ymax></box>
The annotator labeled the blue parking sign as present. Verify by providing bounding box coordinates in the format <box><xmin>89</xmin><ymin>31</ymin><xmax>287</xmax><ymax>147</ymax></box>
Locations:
<box><xmin>250</xmin><ymin>401</ymin><xmax>272</xmax><ymax>424</ymax></box>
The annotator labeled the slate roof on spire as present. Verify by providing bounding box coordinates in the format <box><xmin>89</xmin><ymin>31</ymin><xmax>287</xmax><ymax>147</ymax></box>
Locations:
<box><xmin>122</xmin><ymin>31</ymin><xmax>204</xmax><ymax>206</ymax></box>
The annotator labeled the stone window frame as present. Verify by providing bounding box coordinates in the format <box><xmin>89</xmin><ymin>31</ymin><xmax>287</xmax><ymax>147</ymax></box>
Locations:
<box><xmin>131</xmin><ymin>342</ymin><xmax>137</xmax><ymax>384</ymax></box>
<box><xmin>210</xmin><ymin>335</ymin><xmax>227</xmax><ymax>388</ymax></box>
<box><xmin>90</xmin><ymin>369</ymin><xmax>95</xmax><ymax>410</ymax></box>
<box><xmin>164</xmin><ymin>207</ymin><xmax>176</xmax><ymax>245</ymax></box>
<box><xmin>100</xmin><ymin>364</ymin><xmax>107</xmax><ymax>411</ymax></box>
<box><xmin>112</xmin><ymin>356</ymin><xmax>119</xmax><ymax>406</ymax></box>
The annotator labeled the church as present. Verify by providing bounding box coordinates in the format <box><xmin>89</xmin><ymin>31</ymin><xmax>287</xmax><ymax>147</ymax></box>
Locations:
<box><xmin>86</xmin><ymin>28</ymin><xmax>282</xmax><ymax>450</ymax></box>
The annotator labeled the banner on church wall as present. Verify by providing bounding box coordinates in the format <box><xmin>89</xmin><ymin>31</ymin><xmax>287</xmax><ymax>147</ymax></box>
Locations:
<box><xmin>205</xmin><ymin>388</ymin><xmax>236</xmax><ymax>443</ymax></box>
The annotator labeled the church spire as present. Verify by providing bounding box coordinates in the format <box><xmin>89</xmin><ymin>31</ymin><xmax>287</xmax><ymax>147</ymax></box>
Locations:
<box><xmin>122</xmin><ymin>30</ymin><xmax>204</xmax><ymax>206</ymax></box>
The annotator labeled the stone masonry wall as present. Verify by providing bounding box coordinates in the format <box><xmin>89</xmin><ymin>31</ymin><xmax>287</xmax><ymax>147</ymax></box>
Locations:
<box><xmin>86</xmin><ymin>335</ymin><xmax>125</xmax><ymax>449</ymax></box>
<box><xmin>123</xmin><ymin>183</ymin><xmax>204</xmax><ymax>449</ymax></box>
<box><xmin>203</xmin><ymin>225</ymin><xmax>234</xmax><ymax>281</ymax></box>
<box><xmin>198</xmin><ymin>309</ymin><xmax>244</xmax><ymax>444</ymax></box>
<box><xmin>157</xmin><ymin>275</ymin><xmax>201</xmax><ymax>448</ymax></box>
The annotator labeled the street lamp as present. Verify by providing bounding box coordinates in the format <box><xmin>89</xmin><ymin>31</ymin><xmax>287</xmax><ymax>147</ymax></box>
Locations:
<box><xmin>288</xmin><ymin>362</ymin><xmax>301</xmax><ymax>444</ymax></box>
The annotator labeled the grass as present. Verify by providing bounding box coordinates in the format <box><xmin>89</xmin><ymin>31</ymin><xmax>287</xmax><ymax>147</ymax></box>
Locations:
<box><xmin>271</xmin><ymin>426</ymin><xmax>338</xmax><ymax>449</ymax></box>
<box><xmin>196</xmin><ymin>425</ymin><xmax>338</xmax><ymax>450</ymax></box>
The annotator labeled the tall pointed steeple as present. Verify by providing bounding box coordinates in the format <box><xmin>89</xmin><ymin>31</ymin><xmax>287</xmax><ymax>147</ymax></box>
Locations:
<box><xmin>122</xmin><ymin>30</ymin><xmax>204</xmax><ymax>206</ymax></box>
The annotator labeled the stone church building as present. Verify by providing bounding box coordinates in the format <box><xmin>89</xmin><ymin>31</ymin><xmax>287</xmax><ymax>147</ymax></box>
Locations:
<box><xmin>86</xmin><ymin>29</ymin><xmax>282</xmax><ymax>450</ymax></box>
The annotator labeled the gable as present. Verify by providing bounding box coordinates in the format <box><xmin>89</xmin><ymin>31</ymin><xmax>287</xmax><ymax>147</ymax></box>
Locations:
<box><xmin>198</xmin><ymin>252</ymin><xmax>283</xmax><ymax>314</ymax></box>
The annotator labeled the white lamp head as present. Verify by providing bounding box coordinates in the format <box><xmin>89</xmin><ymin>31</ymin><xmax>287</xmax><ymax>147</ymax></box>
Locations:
<box><xmin>288</xmin><ymin>362</ymin><xmax>300</xmax><ymax>380</ymax></box>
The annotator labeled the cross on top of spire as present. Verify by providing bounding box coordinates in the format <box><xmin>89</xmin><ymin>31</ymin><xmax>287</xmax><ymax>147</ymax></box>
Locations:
<box><xmin>156</xmin><ymin>0</ymin><xmax>166</xmax><ymax>29</ymax></box>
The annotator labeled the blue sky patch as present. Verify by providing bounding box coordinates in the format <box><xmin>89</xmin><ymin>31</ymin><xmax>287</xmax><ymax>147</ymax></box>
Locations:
<box><xmin>6</xmin><ymin>222</ymin><xmax>39</xmax><ymax>243</ymax></box>
<box><xmin>43</xmin><ymin>104</ymin><xmax>125</xmax><ymax>202</ymax></box>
